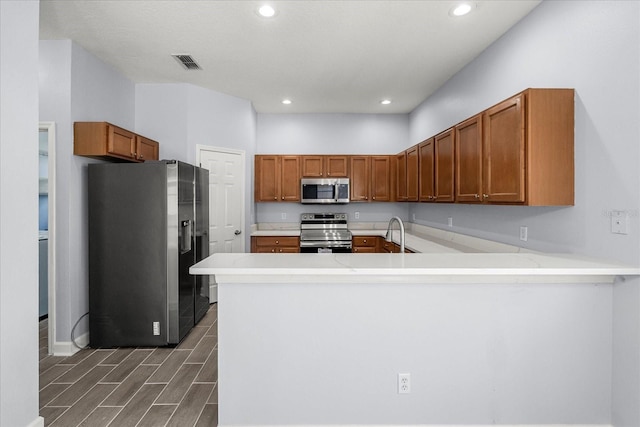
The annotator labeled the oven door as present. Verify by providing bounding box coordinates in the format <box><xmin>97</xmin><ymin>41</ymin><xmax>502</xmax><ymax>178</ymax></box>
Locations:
<box><xmin>300</xmin><ymin>244</ymin><xmax>352</xmax><ymax>254</ymax></box>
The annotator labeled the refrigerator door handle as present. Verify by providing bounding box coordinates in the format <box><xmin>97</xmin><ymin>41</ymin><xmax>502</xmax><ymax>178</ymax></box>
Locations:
<box><xmin>180</xmin><ymin>220</ymin><xmax>192</xmax><ymax>254</ymax></box>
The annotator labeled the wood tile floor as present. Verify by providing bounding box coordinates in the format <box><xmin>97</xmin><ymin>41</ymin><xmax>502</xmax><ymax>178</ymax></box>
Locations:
<box><xmin>39</xmin><ymin>304</ymin><xmax>218</xmax><ymax>427</ymax></box>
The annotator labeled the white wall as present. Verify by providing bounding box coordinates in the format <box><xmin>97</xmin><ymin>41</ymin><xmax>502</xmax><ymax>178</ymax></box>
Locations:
<box><xmin>0</xmin><ymin>1</ymin><xmax>41</xmax><ymax>426</ymax></box>
<box><xmin>408</xmin><ymin>1</ymin><xmax>640</xmax><ymax>425</ymax></box>
<box><xmin>136</xmin><ymin>83</ymin><xmax>257</xmax><ymax>248</ymax></box>
<box><xmin>39</xmin><ymin>40</ymin><xmax>135</xmax><ymax>346</ymax></box>
<box><xmin>409</xmin><ymin>0</ymin><xmax>639</xmax><ymax>265</ymax></box>
<box><xmin>221</xmin><ymin>280</ymin><xmax>613</xmax><ymax>425</ymax></box>
<box><xmin>258</xmin><ymin>113</ymin><xmax>408</xmax><ymax>154</ymax></box>
<box><xmin>256</xmin><ymin>113</ymin><xmax>409</xmax><ymax>223</ymax></box>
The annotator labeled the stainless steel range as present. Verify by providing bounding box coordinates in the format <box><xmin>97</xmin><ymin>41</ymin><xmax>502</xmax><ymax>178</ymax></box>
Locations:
<box><xmin>299</xmin><ymin>213</ymin><xmax>352</xmax><ymax>253</ymax></box>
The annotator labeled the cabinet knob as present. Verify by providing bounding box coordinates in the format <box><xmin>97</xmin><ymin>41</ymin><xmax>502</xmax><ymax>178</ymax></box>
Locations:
<box><xmin>372</xmin><ymin>196</ymin><xmax>375</xmax><ymax>200</ymax></box>
<box><xmin>275</xmin><ymin>240</ymin><xmax>279</xmax><ymax>244</ymax></box>
<box><xmin>363</xmin><ymin>239</ymin><xmax>367</xmax><ymax>243</ymax></box>
<box><xmin>139</xmin><ymin>154</ymin><xmax>144</xmax><ymax>159</ymax></box>
<box><xmin>274</xmin><ymin>197</ymin><xmax>277</xmax><ymax>200</ymax></box>
<box><xmin>281</xmin><ymin>196</ymin><xmax>284</xmax><ymax>200</ymax></box>
<box><xmin>483</xmin><ymin>194</ymin><xmax>489</xmax><ymax>199</ymax></box>
<box><xmin>271</xmin><ymin>249</ymin><xmax>275</xmax><ymax>253</ymax></box>
<box><xmin>474</xmin><ymin>194</ymin><xmax>480</xmax><ymax>199</ymax></box>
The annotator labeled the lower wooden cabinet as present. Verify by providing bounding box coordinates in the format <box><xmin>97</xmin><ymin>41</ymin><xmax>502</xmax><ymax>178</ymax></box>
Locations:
<box><xmin>352</xmin><ymin>236</ymin><xmax>378</xmax><ymax>253</ymax></box>
<box><xmin>352</xmin><ymin>236</ymin><xmax>413</xmax><ymax>253</ymax></box>
<box><xmin>251</xmin><ymin>236</ymin><xmax>300</xmax><ymax>253</ymax></box>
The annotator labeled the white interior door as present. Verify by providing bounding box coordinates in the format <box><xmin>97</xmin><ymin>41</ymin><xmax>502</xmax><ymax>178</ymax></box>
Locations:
<box><xmin>197</xmin><ymin>146</ymin><xmax>245</xmax><ymax>302</ymax></box>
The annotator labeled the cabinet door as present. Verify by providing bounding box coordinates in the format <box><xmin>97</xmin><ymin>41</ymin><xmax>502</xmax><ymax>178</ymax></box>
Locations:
<box><xmin>107</xmin><ymin>125</ymin><xmax>136</xmax><ymax>159</ymax></box>
<box><xmin>455</xmin><ymin>115</ymin><xmax>483</xmax><ymax>203</ymax></box>
<box><xmin>280</xmin><ymin>156</ymin><xmax>300</xmax><ymax>201</ymax></box>
<box><xmin>325</xmin><ymin>156</ymin><xmax>348</xmax><ymax>177</ymax></box>
<box><xmin>255</xmin><ymin>156</ymin><xmax>279</xmax><ymax>202</ymax></box>
<box><xmin>406</xmin><ymin>145</ymin><xmax>418</xmax><ymax>202</ymax></box>
<box><xmin>136</xmin><ymin>135</ymin><xmax>159</xmax><ymax>162</ymax></box>
<box><xmin>418</xmin><ymin>138</ymin><xmax>435</xmax><ymax>202</ymax></box>
<box><xmin>301</xmin><ymin>156</ymin><xmax>324</xmax><ymax>177</ymax></box>
<box><xmin>370</xmin><ymin>156</ymin><xmax>391</xmax><ymax>202</ymax></box>
<box><xmin>435</xmin><ymin>128</ymin><xmax>455</xmax><ymax>202</ymax></box>
<box><xmin>395</xmin><ymin>152</ymin><xmax>407</xmax><ymax>201</ymax></box>
<box><xmin>349</xmin><ymin>156</ymin><xmax>370</xmax><ymax>201</ymax></box>
<box><xmin>483</xmin><ymin>94</ymin><xmax>525</xmax><ymax>203</ymax></box>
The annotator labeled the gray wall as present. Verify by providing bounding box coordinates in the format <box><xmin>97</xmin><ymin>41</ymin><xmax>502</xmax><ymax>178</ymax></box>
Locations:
<box><xmin>408</xmin><ymin>1</ymin><xmax>640</xmax><ymax>425</ymax></box>
<box><xmin>135</xmin><ymin>83</ymin><xmax>257</xmax><ymax>248</ymax></box>
<box><xmin>256</xmin><ymin>113</ymin><xmax>409</xmax><ymax>223</ymax></box>
<box><xmin>0</xmin><ymin>1</ymin><xmax>40</xmax><ymax>426</ymax></box>
<box><xmin>409</xmin><ymin>1</ymin><xmax>639</xmax><ymax>266</ymax></box>
<box><xmin>40</xmin><ymin>40</ymin><xmax>136</xmax><ymax>345</ymax></box>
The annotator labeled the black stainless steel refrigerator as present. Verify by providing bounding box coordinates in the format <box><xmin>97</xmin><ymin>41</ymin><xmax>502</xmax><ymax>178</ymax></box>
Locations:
<box><xmin>88</xmin><ymin>160</ymin><xmax>209</xmax><ymax>347</ymax></box>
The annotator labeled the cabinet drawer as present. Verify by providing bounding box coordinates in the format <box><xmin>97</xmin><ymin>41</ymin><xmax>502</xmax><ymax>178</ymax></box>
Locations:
<box><xmin>253</xmin><ymin>236</ymin><xmax>299</xmax><ymax>247</ymax></box>
<box><xmin>353</xmin><ymin>236</ymin><xmax>377</xmax><ymax>247</ymax></box>
<box><xmin>381</xmin><ymin>240</ymin><xmax>398</xmax><ymax>253</ymax></box>
<box><xmin>255</xmin><ymin>246</ymin><xmax>300</xmax><ymax>253</ymax></box>
<box><xmin>353</xmin><ymin>246</ymin><xmax>376</xmax><ymax>253</ymax></box>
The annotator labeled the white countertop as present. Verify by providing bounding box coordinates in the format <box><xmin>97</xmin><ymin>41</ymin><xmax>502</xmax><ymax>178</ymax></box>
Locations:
<box><xmin>235</xmin><ymin>223</ymin><xmax>640</xmax><ymax>283</ymax></box>
<box><xmin>191</xmin><ymin>252</ymin><xmax>639</xmax><ymax>284</ymax></box>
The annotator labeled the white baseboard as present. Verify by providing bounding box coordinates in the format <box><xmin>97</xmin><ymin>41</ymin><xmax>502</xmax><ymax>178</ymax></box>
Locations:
<box><xmin>27</xmin><ymin>416</ymin><xmax>44</xmax><ymax>427</ymax></box>
<box><xmin>51</xmin><ymin>331</ymin><xmax>89</xmax><ymax>356</ymax></box>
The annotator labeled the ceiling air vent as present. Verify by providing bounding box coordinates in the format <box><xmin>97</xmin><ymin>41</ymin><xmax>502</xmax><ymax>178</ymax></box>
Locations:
<box><xmin>172</xmin><ymin>54</ymin><xmax>202</xmax><ymax>70</ymax></box>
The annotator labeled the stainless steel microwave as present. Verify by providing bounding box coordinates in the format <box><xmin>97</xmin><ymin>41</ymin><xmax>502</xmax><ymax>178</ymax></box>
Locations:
<box><xmin>301</xmin><ymin>178</ymin><xmax>350</xmax><ymax>204</ymax></box>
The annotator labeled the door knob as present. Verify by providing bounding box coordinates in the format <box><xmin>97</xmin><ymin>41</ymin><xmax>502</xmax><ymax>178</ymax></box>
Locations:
<box><xmin>234</xmin><ymin>230</ymin><xmax>242</xmax><ymax>235</ymax></box>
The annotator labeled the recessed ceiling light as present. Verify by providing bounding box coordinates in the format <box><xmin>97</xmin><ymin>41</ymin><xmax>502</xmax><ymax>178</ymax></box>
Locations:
<box><xmin>450</xmin><ymin>3</ymin><xmax>474</xmax><ymax>17</ymax></box>
<box><xmin>380</xmin><ymin>99</ymin><xmax>391</xmax><ymax>105</ymax></box>
<box><xmin>282</xmin><ymin>99</ymin><xmax>292</xmax><ymax>105</ymax></box>
<box><xmin>257</xmin><ymin>4</ymin><xmax>276</xmax><ymax>18</ymax></box>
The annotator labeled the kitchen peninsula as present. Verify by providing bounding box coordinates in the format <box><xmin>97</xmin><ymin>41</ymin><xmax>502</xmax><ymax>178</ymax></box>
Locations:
<box><xmin>190</xmin><ymin>228</ymin><xmax>639</xmax><ymax>426</ymax></box>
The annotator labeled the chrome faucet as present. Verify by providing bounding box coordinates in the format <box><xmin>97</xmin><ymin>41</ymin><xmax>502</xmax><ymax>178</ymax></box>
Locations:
<box><xmin>385</xmin><ymin>216</ymin><xmax>405</xmax><ymax>253</ymax></box>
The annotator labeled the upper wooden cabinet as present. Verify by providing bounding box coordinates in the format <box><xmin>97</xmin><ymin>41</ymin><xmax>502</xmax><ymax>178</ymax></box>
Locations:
<box><xmin>483</xmin><ymin>95</ymin><xmax>525</xmax><ymax>203</ymax></box>
<box><xmin>406</xmin><ymin>145</ymin><xmax>419</xmax><ymax>202</ymax></box>
<box><xmin>455</xmin><ymin>115</ymin><xmax>483</xmax><ymax>203</ymax></box>
<box><xmin>395</xmin><ymin>151</ymin><xmax>407</xmax><ymax>202</ymax></box>
<box><xmin>136</xmin><ymin>135</ymin><xmax>160</xmax><ymax>162</ymax></box>
<box><xmin>418</xmin><ymin>138</ymin><xmax>435</xmax><ymax>202</ymax></box>
<box><xmin>434</xmin><ymin>128</ymin><xmax>455</xmax><ymax>202</ymax></box>
<box><xmin>370</xmin><ymin>156</ymin><xmax>393</xmax><ymax>202</ymax></box>
<box><xmin>255</xmin><ymin>155</ymin><xmax>300</xmax><ymax>202</ymax></box>
<box><xmin>74</xmin><ymin>122</ymin><xmax>159</xmax><ymax>162</ymax></box>
<box><xmin>301</xmin><ymin>155</ymin><xmax>348</xmax><ymax>177</ymax></box>
<box><xmin>350</xmin><ymin>155</ymin><xmax>392</xmax><ymax>202</ymax></box>
<box><xmin>482</xmin><ymin>89</ymin><xmax>574</xmax><ymax>205</ymax></box>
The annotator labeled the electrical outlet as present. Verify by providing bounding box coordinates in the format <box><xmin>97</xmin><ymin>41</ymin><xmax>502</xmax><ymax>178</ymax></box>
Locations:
<box><xmin>447</xmin><ymin>217</ymin><xmax>453</xmax><ymax>227</ymax></box>
<box><xmin>520</xmin><ymin>226</ymin><xmax>528</xmax><ymax>241</ymax></box>
<box><xmin>281</xmin><ymin>212</ymin><xmax>287</xmax><ymax>220</ymax></box>
<box><xmin>611</xmin><ymin>211</ymin><xmax>629</xmax><ymax>234</ymax></box>
<box><xmin>412</xmin><ymin>213</ymin><xmax>416</xmax><ymax>221</ymax></box>
<box><xmin>153</xmin><ymin>322</ymin><xmax>160</xmax><ymax>336</ymax></box>
<box><xmin>398</xmin><ymin>373</ymin><xmax>411</xmax><ymax>394</ymax></box>
<box><xmin>355</xmin><ymin>211</ymin><xmax>360</xmax><ymax>219</ymax></box>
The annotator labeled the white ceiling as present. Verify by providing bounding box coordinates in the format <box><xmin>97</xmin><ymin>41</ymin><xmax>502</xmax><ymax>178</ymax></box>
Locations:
<box><xmin>39</xmin><ymin>0</ymin><xmax>541</xmax><ymax>114</ymax></box>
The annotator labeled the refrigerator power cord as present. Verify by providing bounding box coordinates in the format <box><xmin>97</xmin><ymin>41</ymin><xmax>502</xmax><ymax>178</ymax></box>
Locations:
<box><xmin>71</xmin><ymin>312</ymin><xmax>90</xmax><ymax>350</ymax></box>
